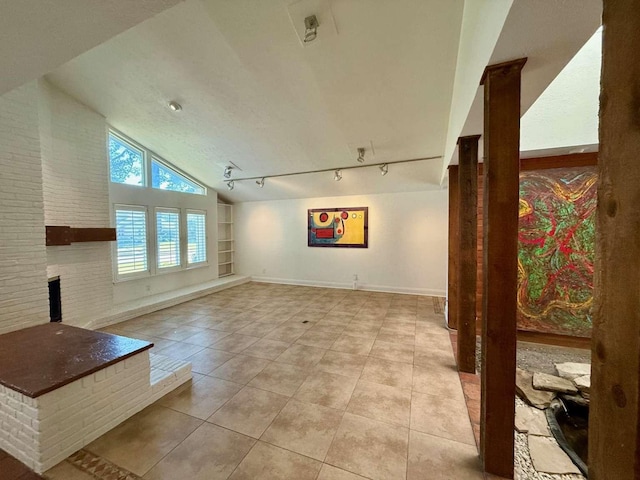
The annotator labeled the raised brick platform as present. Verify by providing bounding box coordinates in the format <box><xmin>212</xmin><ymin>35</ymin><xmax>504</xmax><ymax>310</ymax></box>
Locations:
<box><xmin>0</xmin><ymin>324</ymin><xmax>191</xmax><ymax>473</ymax></box>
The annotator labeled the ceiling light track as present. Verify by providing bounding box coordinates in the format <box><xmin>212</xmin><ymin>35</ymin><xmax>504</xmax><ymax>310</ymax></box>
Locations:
<box><xmin>225</xmin><ymin>155</ymin><xmax>442</xmax><ymax>186</ymax></box>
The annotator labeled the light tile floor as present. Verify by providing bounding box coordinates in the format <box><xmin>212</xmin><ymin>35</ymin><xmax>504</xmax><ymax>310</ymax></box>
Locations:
<box><xmin>45</xmin><ymin>282</ymin><xmax>484</xmax><ymax>480</ymax></box>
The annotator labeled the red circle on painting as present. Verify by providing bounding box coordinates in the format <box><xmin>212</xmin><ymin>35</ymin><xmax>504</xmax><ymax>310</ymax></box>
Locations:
<box><xmin>311</xmin><ymin>228</ymin><xmax>316</xmax><ymax>233</ymax></box>
<box><xmin>319</xmin><ymin>212</ymin><xmax>328</xmax><ymax>222</ymax></box>
<box><xmin>341</xmin><ymin>211</ymin><xmax>348</xmax><ymax>219</ymax></box>
<box><xmin>337</xmin><ymin>229</ymin><xmax>342</xmax><ymax>234</ymax></box>
<box><xmin>334</xmin><ymin>218</ymin><xmax>340</xmax><ymax>224</ymax></box>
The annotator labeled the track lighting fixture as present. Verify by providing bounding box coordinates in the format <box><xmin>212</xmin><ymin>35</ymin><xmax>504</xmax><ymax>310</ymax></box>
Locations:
<box><xmin>303</xmin><ymin>15</ymin><xmax>319</xmax><ymax>43</ymax></box>
<box><xmin>357</xmin><ymin>147</ymin><xmax>365</xmax><ymax>163</ymax></box>
<box><xmin>216</xmin><ymin>155</ymin><xmax>441</xmax><ymax>189</ymax></box>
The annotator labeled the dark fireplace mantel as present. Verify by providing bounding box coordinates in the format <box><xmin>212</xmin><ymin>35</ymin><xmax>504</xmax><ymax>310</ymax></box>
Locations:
<box><xmin>46</xmin><ymin>226</ymin><xmax>116</xmax><ymax>246</ymax></box>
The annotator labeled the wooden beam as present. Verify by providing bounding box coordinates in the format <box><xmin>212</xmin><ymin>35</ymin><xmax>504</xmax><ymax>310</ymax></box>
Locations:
<box><xmin>46</xmin><ymin>226</ymin><xmax>116</xmax><ymax>246</ymax></box>
<box><xmin>457</xmin><ymin>135</ymin><xmax>480</xmax><ymax>373</ymax></box>
<box><xmin>479</xmin><ymin>57</ymin><xmax>526</xmax><ymax>479</ymax></box>
<box><xmin>447</xmin><ymin>165</ymin><xmax>460</xmax><ymax>329</ymax></box>
<box><xmin>589</xmin><ymin>2</ymin><xmax>640</xmax><ymax>478</ymax></box>
<box><xmin>70</xmin><ymin>228</ymin><xmax>117</xmax><ymax>243</ymax></box>
<box><xmin>45</xmin><ymin>226</ymin><xmax>71</xmax><ymax>246</ymax></box>
<box><xmin>476</xmin><ymin>151</ymin><xmax>598</xmax><ymax>176</ymax></box>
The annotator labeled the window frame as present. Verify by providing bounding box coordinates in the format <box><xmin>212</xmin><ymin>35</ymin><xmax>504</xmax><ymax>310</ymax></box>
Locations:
<box><xmin>108</xmin><ymin>128</ymin><xmax>213</xmax><ymax>284</ymax></box>
<box><xmin>113</xmin><ymin>204</ymin><xmax>151</xmax><ymax>281</ymax></box>
<box><xmin>151</xmin><ymin>157</ymin><xmax>206</xmax><ymax>195</ymax></box>
<box><xmin>155</xmin><ymin>207</ymin><xmax>183</xmax><ymax>273</ymax></box>
<box><xmin>108</xmin><ymin>131</ymin><xmax>147</xmax><ymax>188</ymax></box>
<box><xmin>186</xmin><ymin>209</ymin><xmax>208</xmax><ymax>267</ymax></box>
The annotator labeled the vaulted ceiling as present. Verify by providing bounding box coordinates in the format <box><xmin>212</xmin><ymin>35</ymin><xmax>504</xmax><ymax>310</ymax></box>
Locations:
<box><xmin>3</xmin><ymin>0</ymin><xmax>602</xmax><ymax>202</ymax></box>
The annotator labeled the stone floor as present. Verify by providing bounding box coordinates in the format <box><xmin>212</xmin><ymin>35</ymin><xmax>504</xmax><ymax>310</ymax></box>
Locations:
<box><xmin>35</xmin><ymin>282</ymin><xmax>483</xmax><ymax>480</ymax></box>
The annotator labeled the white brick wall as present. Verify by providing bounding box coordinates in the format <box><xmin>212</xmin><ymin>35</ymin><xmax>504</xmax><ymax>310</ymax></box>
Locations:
<box><xmin>0</xmin><ymin>78</ymin><xmax>224</xmax><ymax>333</ymax></box>
<box><xmin>39</xmin><ymin>79</ymin><xmax>114</xmax><ymax>327</ymax></box>
<box><xmin>0</xmin><ymin>83</ymin><xmax>49</xmax><ymax>334</ymax></box>
<box><xmin>0</xmin><ymin>350</ymin><xmax>191</xmax><ymax>473</ymax></box>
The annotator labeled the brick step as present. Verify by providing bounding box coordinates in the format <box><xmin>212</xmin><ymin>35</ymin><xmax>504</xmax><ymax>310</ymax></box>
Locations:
<box><xmin>148</xmin><ymin>353</ymin><xmax>191</xmax><ymax>402</ymax></box>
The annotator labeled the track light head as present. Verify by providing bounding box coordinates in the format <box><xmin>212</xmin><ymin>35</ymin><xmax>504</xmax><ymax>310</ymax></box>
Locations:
<box><xmin>168</xmin><ymin>101</ymin><xmax>182</xmax><ymax>112</ymax></box>
<box><xmin>303</xmin><ymin>15</ymin><xmax>319</xmax><ymax>43</ymax></box>
<box><xmin>256</xmin><ymin>177</ymin><xmax>265</xmax><ymax>188</ymax></box>
<box><xmin>380</xmin><ymin>163</ymin><xmax>388</xmax><ymax>176</ymax></box>
<box><xmin>223</xmin><ymin>166</ymin><xmax>233</xmax><ymax>179</ymax></box>
<box><xmin>334</xmin><ymin>169</ymin><xmax>342</xmax><ymax>181</ymax></box>
<box><xmin>357</xmin><ymin>147</ymin><xmax>365</xmax><ymax>163</ymax></box>
<box><xmin>227</xmin><ymin>180</ymin><xmax>234</xmax><ymax>190</ymax></box>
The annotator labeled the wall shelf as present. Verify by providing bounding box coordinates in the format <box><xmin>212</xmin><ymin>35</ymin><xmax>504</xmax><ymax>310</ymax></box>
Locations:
<box><xmin>217</xmin><ymin>203</ymin><xmax>234</xmax><ymax>277</ymax></box>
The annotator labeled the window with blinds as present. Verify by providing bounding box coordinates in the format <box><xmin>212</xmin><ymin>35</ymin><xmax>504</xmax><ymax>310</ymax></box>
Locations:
<box><xmin>115</xmin><ymin>206</ymin><xmax>148</xmax><ymax>277</ymax></box>
<box><xmin>156</xmin><ymin>209</ymin><xmax>181</xmax><ymax>269</ymax></box>
<box><xmin>187</xmin><ymin>211</ymin><xmax>207</xmax><ymax>265</ymax></box>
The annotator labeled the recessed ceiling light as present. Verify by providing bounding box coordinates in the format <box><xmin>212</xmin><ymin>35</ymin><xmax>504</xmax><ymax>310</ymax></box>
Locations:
<box><xmin>168</xmin><ymin>101</ymin><xmax>182</xmax><ymax>112</ymax></box>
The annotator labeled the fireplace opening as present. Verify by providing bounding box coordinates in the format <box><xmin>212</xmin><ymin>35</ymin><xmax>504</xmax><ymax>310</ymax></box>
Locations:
<box><xmin>48</xmin><ymin>276</ymin><xmax>61</xmax><ymax>322</ymax></box>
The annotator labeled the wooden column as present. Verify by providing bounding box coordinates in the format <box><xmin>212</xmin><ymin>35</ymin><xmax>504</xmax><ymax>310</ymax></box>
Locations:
<box><xmin>457</xmin><ymin>135</ymin><xmax>480</xmax><ymax>373</ymax></box>
<box><xmin>589</xmin><ymin>1</ymin><xmax>640</xmax><ymax>478</ymax></box>
<box><xmin>479</xmin><ymin>58</ymin><xmax>526</xmax><ymax>478</ymax></box>
<box><xmin>447</xmin><ymin>165</ymin><xmax>460</xmax><ymax>329</ymax></box>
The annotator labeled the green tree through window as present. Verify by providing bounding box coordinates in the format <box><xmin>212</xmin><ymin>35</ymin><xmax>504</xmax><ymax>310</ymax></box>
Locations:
<box><xmin>109</xmin><ymin>134</ymin><xmax>144</xmax><ymax>186</ymax></box>
<box><xmin>151</xmin><ymin>159</ymin><xmax>205</xmax><ymax>194</ymax></box>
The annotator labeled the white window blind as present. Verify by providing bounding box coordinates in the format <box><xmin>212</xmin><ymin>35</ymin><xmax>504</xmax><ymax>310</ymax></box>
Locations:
<box><xmin>115</xmin><ymin>206</ymin><xmax>148</xmax><ymax>276</ymax></box>
<box><xmin>156</xmin><ymin>209</ymin><xmax>181</xmax><ymax>269</ymax></box>
<box><xmin>187</xmin><ymin>211</ymin><xmax>207</xmax><ymax>265</ymax></box>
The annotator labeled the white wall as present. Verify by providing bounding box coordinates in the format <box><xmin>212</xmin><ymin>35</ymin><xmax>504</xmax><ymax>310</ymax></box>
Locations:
<box><xmin>0</xmin><ymin>82</ymin><xmax>49</xmax><ymax>334</ymax></box>
<box><xmin>234</xmin><ymin>190</ymin><xmax>448</xmax><ymax>296</ymax></box>
<box><xmin>520</xmin><ymin>27</ymin><xmax>601</xmax><ymax>152</ymax></box>
<box><xmin>109</xmin><ymin>183</ymin><xmax>219</xmax><ymax>305</ymax></box>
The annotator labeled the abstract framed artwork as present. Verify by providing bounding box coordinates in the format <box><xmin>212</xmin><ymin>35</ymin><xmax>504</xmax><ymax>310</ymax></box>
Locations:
<box><xmin>517</xmin><ymin>166</ymin><xmax>596</xmax><ymax>337</ymax></box>
<box><xmin>308</xmin><ymin>207</ymin><xmax>368</xmax><ymax>248</ymax></box>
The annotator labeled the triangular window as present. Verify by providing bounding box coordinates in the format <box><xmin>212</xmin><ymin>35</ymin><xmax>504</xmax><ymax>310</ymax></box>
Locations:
<box><xmin>151</xmin><ymin>158</ymin><xmax>205</xmax><ymax>195</ymax></box>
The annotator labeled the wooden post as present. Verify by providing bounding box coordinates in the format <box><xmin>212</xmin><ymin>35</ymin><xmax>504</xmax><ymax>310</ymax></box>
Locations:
<box><xmin>589</xmin><ymin>1</ymin><xmax>640</xmax><ymax>478</ymax></box>
<box><xmin>457</xmin><ymin>135</ymin><xmax>480</xmax><ymax>373</ymax></box>
<box><xmin>447</xmin><ymin>165</ymin><xmax>460</xmax><ymax>329</ymax></box>
<box><xmin>479</xmin><ymin>58</ymin><xmax>526</xmax><ymax>479</ymax></box>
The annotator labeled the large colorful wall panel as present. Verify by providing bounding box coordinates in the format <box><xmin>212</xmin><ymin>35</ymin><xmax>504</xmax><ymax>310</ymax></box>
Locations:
<box><xmin>517</xmin><ymin>166</ymin><xmax>597</xmax><ymax>337</ymax></box>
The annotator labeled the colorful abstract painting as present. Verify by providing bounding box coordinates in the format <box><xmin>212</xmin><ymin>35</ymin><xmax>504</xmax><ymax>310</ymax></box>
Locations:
<box><xmin>517</xmin><ymin>167</ymin><xmax>597</xmax><ymax>337</ymax></box>
<box><xmin>308</xmin><ymin>207</ymin><xmax>368</xmax><ymax>248</ymax></box>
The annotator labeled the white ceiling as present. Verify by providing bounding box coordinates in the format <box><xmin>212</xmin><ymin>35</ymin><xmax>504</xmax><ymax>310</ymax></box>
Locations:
<box><xmin>47</xmin><ymin>0</ymin><xmax>464</xmax><ymax>202</ymax></box>
<box><xmin>445</xmin><ymin>0</ymin><xmax>602</xmax><ymax>173</ymax></box>
<box><xmin>38</xmin><ymin>0</ymin><xmax>602</xmax><ymax>202</ymax></box>
<box><xmin>0</xmin><ymin>0</ymin><xmax>181</xmax><ymax>95</ymax></box>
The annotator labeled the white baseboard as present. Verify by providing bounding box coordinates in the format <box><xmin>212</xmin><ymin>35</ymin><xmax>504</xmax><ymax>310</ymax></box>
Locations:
<box><xmin>251</xmin><ymin>276</ymin><xmax>445</xmax><ymax>297</ymax></box>
<box><xmin>87</xmin><ymin>275</ymin><xmax>251</xmax><ymax>330</ymax></box>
